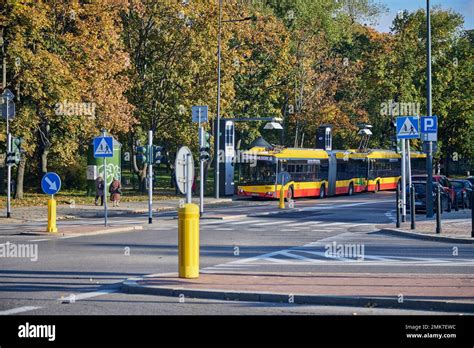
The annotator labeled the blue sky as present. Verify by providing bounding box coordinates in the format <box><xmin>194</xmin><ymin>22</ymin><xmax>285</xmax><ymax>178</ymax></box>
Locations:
<box><xmin>373</xmin><ymin>0</ymin><xmax>474</xmax><ymax>32</ymax></box>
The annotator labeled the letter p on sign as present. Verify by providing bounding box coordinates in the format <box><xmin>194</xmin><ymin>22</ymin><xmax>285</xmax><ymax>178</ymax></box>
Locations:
<box><xmin>421</xmin><ymin>116</ymin><xmax>437</xmax><ymax>133</ymax></box>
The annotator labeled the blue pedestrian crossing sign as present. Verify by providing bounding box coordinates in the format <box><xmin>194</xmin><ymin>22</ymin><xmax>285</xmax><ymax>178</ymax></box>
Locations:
<box><xmin>41</xmin><ymin>172</ymin><xmax>61</xmax><ymax>195</ymax></box>
<box><xmin>396</xmin><ymin>116</ymin><xmax>420</xmax><ymax>139</ymax></box>
<box><xmin>93</xmin><ymin>136</ymin><xmax>114</xmax><ymax>158</ymax></box>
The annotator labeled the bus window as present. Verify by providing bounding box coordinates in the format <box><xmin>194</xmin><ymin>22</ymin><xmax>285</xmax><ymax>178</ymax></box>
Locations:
<box><xmin>240</xmin><ymin>160</ymin><xmax>276</xmax><ymax>185</ymax></box>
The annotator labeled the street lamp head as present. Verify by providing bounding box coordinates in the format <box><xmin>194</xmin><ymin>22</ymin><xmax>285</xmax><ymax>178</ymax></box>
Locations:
<box><xmin>263</xmin><ymin>122</ymin><xmax>283</xmax><ymax>130</ymax></box>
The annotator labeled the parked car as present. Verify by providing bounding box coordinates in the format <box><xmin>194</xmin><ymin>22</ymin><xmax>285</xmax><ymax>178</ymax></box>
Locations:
<box><xmin>411</xmin><ymin>174</ymin><xmax>456</xmax><ymax>211</ymax></box>
<box><xmin>407</xmin><ymin>181</ymin><xmax>449</xmax><ymax>213</ymax></box>
<box><xmin>466</xmin><ymin>177</ymin><xmax>474</xmax><ymax>186</ymax></box>
<box><xmin>450</xmin><ymin>179</ymin><xmax>473</xmax><ymax>209</ymax></box>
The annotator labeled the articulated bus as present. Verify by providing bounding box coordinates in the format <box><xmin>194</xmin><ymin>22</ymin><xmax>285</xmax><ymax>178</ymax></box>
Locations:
<box><xmin>237</xmin><ymin>147</ymin><xmax>426</xmax><ymax>199</ymax></box>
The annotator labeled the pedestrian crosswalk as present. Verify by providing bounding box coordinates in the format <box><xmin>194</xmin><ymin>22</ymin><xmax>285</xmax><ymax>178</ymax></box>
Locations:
<box><xmin>200</xmin><ymin>218</ymin><xmax>372</xmax><ymax>233</ymax></box>
<box><xmin>202</xmin><ymin>231</ymin><xmax>474</xmax><ymax>272</ymax></box>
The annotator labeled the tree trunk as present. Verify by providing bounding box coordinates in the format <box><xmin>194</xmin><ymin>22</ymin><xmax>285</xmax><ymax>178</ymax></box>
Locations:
<box><xmin>40</xmin><ymin>149</ymin><xmax>49</xmax><ymax>175</ymax></box>
<box><xmin>14</xmin><ymin>155</ymin><xmax>26</xmax><ymax>199</ymax></box>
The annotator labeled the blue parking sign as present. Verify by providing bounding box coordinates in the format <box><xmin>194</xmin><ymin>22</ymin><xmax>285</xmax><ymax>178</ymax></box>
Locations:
<box><xmin>421</xmin><ymin>116</ymin><xmax>437</xmax><ymax>133</ymax></box>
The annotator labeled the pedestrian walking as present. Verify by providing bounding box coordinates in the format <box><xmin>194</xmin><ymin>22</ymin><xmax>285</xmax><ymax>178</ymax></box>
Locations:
<box><xmin>109</xmin><ymin>178</ymin><xmax>122</xmax><ymax>207</ymax></box>
<box><xmin>171</xmin><ymin>166</ymin><xmax>179</xmax><ymax>194</ymax></box>
<box><xmin>95</xmin><ymin>176</ymin><xmax>104</xmax><ymax>206</ymax></box>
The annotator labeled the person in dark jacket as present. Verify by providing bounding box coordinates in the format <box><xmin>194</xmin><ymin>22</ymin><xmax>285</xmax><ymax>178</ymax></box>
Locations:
<box><xmin>95</xmin><ymin>176</ymin><xmax>104</xmax><ymax>206</ymax></box>
<box><xmin>109</xmin><ymin>178</ymin><xmax>122</xmax><ymax>207</ymax></box>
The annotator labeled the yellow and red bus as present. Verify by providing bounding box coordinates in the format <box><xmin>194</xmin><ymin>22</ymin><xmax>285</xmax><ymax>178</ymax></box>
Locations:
<box><xmin>237</xmin><ymin>146</ymin><xmax>426</xmax><ymax>199</ymax></box>
<box><xmin>238</xmin><ymin>147</ymin><xmax>329</xmax><ymax>199</ymax></box>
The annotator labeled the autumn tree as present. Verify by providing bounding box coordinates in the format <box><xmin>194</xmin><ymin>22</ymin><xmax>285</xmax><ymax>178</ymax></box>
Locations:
<box><xmin>1</xmin><ymin>0</ymin><xmax>133</xmax><ymax>197</ymax></box>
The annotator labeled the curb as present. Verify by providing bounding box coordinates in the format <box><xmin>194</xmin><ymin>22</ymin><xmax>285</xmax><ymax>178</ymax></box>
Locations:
<box><xmin>375</xmin><ymin>228</ymin><xmax>474</xmax><ymax>244</ymax></box>
<box><xmin>21</xmin><ymin>225</ymin><xmax>144</xmax><ymax>237</ymax></box>
<box><xmin>121</xmin><ymin>274</ymin><xmax>474</xmax><ymax>313</ymax></box>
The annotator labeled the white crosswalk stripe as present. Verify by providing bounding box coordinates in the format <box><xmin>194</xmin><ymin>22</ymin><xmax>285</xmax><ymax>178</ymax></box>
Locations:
<box><xmin>203</xmin><ymin>229</ymin><xmax>474</xmax><ymax>268</ymax></box>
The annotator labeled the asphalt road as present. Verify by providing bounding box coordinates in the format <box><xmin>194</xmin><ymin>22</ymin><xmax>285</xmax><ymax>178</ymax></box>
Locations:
<box><xmin>1</xmin><ymin>191</ymin><xmax>473</xmax><ymax>315</ymax></box>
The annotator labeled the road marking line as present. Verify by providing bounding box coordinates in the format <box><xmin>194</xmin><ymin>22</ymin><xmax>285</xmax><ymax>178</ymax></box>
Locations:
<box><xmin>0</xmin><ymin>306</ymin><xmax>42</xmax><ymax>315</ymax></box>
<box><xmin>29</xmin><ymin>238</ymin><xmax>50</xmax><ymax>242</ymax></box>
<box><xmin>257</xmin><ymin>220</ymin><xmax>292</xmax><ymax>226</ymax></box>
<box><xmin>227</xmin><ymin>220</ymin><xmax>261</xmax><ymax>225</ymax></box>
<box><xmin>58</xmin><ymin>288</ymin><xmax>118</xmax><ymax>303</ymax></box>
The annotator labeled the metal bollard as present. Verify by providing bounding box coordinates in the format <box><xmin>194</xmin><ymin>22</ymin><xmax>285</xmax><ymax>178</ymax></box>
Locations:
<box><xmin>178</xmin><ymin>203</ymin><xmax>199</xmax><ymax>278</ymax></box>
<box><xmin>436</xmin><ymin>187</ymin><xmax>442</xmax><ymax>234</ymax></box>
<box><xmin>410</xmin><ymin>184</ymin><xmax>416</xmax><ymax>230</ymax></box>
<box><xmin>46</xmin><ymin>198</ymin><xmax>58</xmax><ymax>233</ymax></box>
<box><xmin>471</xmin><ymin>192</ymin><xmax>473</xmax><ymax>237</ymax></box>
<box><xmin>396</xmin><ymin>184</ymin><xmax>401</xmax><ymax>228</ymax></box>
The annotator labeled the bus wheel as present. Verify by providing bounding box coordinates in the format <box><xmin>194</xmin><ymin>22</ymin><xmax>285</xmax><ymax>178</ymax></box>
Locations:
<box><xmin>374</xmin><ymin>181</ymin><xmax>380</xmax><ymax>193</ymax></box>
<box><xmin>319</xmin><ymin>185</ymin><xmax>326</xmax><ymax>199</ymax></box>
<box><xmin>286</xmin><ymin>186</ymin><xmax>294</xmax><ymax>202</ymax></box>
<box><xmin>348</xmin><ymin>183</ymin><xmax>354</xmax><ymax>196</ymax></box>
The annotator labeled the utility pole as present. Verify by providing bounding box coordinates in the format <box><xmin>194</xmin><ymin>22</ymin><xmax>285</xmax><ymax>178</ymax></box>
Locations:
<box><xmin>426</xmin><ymin>0</ymin><xmax>434</xmax><ymax>218</ymax></box>
<box><xmin>215</xmin><ymin>0</ymin><xmax>223</xmax><ymax>199</ymax></box>
<box><xmin>1</xmin><ymin>28</ymin><xmax>11</xmax><ymax>218</ymax></box>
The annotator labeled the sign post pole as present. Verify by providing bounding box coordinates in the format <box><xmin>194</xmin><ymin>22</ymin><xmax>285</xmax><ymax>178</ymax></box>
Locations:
<box><xmin>103</xmin><ymin>131</ymin><xmax>108</xmax><ymax>227</ymax></box>
<box><xmin>2</xmin><ymin>89</ymin><xmax>15</xmax><ymax>218</ymax></box>
<box><xmin>199</xmin><ymin>118</ymin><xmax>204</xmax><ymax>217</ymax></box>
<box><xmin>148</xmin><ymin>130</ymin><xmax>153</xmax><ymax>224</ymax></box>
<box><xmin>192</xmin><ymin>106</ymin><xmax>208</xmax><ymax>216</ymax></box>
<box><xmin>6</xmin><ymin>131</ymin><xmax>11</xmax><ymax>218</ymax></box>
<box><xmin>396</xmin><ymin>116</ymin><xmax>420</xmax><ymax>224</ymax></box>
<box><xmin>401</xmin><ymin>139</ymin><xmax>406</xmax><ymax>222</ymax></box>
<box><xmin>186</xmin><ymin>153</ymin><xmax>192</xmax><ymax>204</ymax></box>
<box><xmin>93</xmin><ymin>130</ymin><xmax>114</xmax><ymax>227</ymax></box>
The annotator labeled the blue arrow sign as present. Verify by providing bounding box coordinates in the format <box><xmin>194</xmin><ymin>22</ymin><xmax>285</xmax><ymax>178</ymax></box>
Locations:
<box><xmin>41</xmin><ymin>172</ymin><xmax>61</xmax><ymax>195</ymax></box>
<box><xmin>396</xmin><ymin>116</ymin><xmax>420</xmax><ymax>139</ymax></box>
<box><xmin>93</xmin><ymin>136</ymin><xmax>114</xmax><ymax>158</ymax></box>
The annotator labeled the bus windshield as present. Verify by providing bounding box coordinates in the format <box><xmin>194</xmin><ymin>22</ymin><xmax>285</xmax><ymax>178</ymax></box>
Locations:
<box><xmin>240</xmin><ymin>160</ymin><xmax>276</xmax><ymax>185</ymax></box>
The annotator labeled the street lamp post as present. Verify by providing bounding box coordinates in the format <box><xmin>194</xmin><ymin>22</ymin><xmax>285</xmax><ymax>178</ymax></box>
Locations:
<box><xmin>214</xmin><ymin>1</ymin><xmax>255</xmax><ymax>199</ymax></box>
<box><xmin>426</xmin><ymin>0</ymin><xmax>434</xmax><ymax>218</ymax></box>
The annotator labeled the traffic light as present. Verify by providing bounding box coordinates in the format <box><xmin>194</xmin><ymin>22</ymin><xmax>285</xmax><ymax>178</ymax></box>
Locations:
<box><xmin>6</xmin><ymin>137</ymin><xmax>23</xmax><ymax>166</ymax></box>
<box><xmin>199</xmin><ymin>131</ymin><xmax>211</xmax><ymax>161</ymax></box>
<box><xmin>136</xmin><ymin>146</ymin><xmax>149</xmax><ymax>163</ymax></box>
<box><xmin>152</xmin><ymin>146</ymin><xmax>164</xmax><ymax>164</ymax></box>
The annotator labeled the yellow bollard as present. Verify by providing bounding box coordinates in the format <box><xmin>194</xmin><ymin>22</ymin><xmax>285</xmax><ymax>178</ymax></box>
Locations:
<box><xmin>178</xmin><ymin>203</ymin><xmax>199</xmax><ymax>278</ymax></box>
<box><xmin>279</xmin><ymin>181</ymin><xmax>294</xmax><ymax>209</ymax></box>
<box><xmin>46</xmin><ymin>198</ymin><xmax>58</xmax><ymax>233</ymax></box>
<box><xmin>279</xmin><ymin>184</ymin><xmax>286</xmax><ymax>209</ymax></box>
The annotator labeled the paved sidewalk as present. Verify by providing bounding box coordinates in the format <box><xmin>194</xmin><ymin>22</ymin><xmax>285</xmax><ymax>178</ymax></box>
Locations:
<box><xmin>378</xmin><ymin>209</ymin><xmax>473</xmax><ymax>243</ymax></box>
<box><xmin>0</xmin><ymin>197</ymin><xmax>233</xmax><ymax>222</ymax></box>
<box><xmin>123</xmin><ymin>272</ymin><xmax>474</xmax><ymax>313</ymax></box>
<box><xmin>21</xmin><ymin>224</ymin><xmax>144</xmax><ymax>237</ymax></box>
